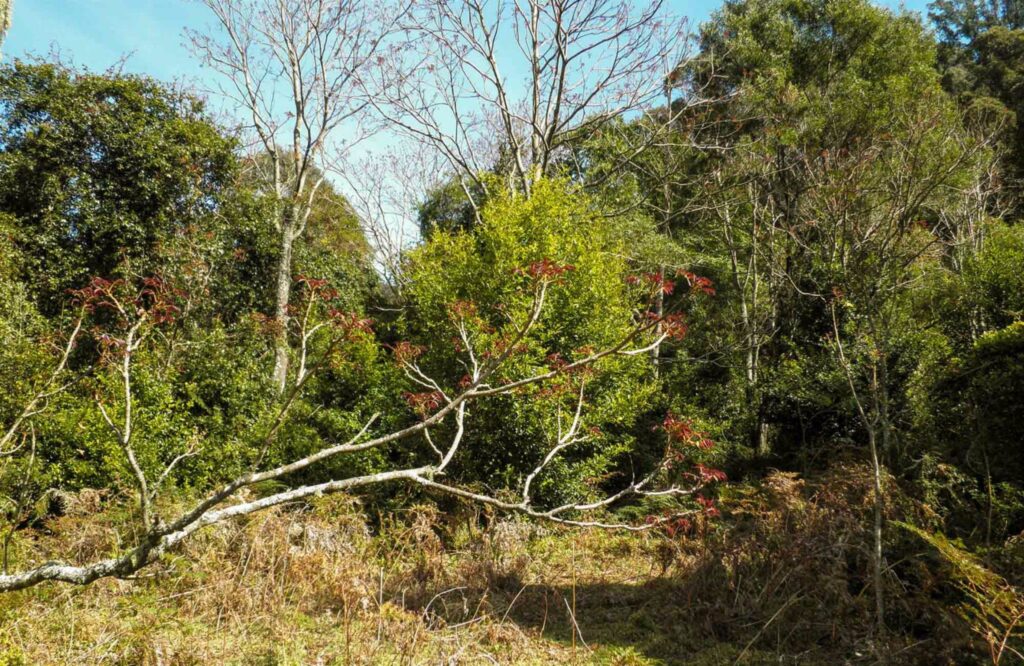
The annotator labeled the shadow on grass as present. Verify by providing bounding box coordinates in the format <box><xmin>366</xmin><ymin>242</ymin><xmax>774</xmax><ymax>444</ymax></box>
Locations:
<box><xmin>426</xmin><ymin>576</ymin><xmax>806</xmax><ymax>665</ymax></box>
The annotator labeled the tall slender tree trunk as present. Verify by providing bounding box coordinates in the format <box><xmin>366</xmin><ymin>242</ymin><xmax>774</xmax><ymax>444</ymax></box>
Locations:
<box><xmin>868</xmin><ymin>422</ymin><xmax>886</xmax><ymax>640</ymax></box>
<box><xmin>651</xmin><ymin>266</ymin><xmax>665</xmax><ymax>377</ymax></box>
<box><xmin>272</xmin><ymin>222</ymin><xmax>295</xmax><ymax>394</ymax></box>
<box><xmin>650</xmin><ymin>85</ymin><xmax>674</xmax><ymax>377</ymax></box>
<box><xmin>868</xmin><ymin>362</ymin><xmax>887</xmax><ymax>641</ymax></box>
<box><xmin>0</xmin><ymin>0</ymin><xmax>12</xmax><ymax>54</ymax></box>
<box><xmin>833</xmin><ymin>304</ymin><xmax>887</xmax><ymax>642</ymax></box>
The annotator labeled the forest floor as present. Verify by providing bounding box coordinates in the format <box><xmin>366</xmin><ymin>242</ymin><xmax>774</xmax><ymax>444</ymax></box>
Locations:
<box><xmin>2</xmin><ymin>468</ymin><xmax>998</xmax><ymax>665</ymax></box>
<box><xmin>0</xmin><ymin>492</ymin><xmax>801</xmax><ymax>665</ymax></box>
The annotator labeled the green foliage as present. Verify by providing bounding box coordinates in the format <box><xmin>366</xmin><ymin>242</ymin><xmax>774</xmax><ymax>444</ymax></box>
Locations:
<box><xmin>959</xmin><ymin>323</ymin><xmax>1024</xmax><ymax>482</ymax></box>
<box><xmin>402</xmin><ymin>179</ymin><xmax>661</xmax><ymax>504</ymax></box>
<box><xmin>669</xmin><ymin>0</ymin><xmax>985</xmax><ymax>471</ymax></box>
<box><xmin>0</xmin><ymin>10</ymin><xmax>1022</xmax><ymax>658</ymax></box>
<box><xmin>965</xmin><ymin>223</ymin><xmax>1024</xmax><ymax>327</ymax></box>
<box><xmin>699</xmin><ymin>0</ymin><xmax>941</xmax><ymax>128</ymax></box>
<box><xmin>909</xmin><ymin>321</ymin><xmax>1024</xmax><ymax>543</ymax></box>
<box><xmin>416</xmin><ymin>176</ymin><xmax>483</xmax><ymax>237</ymax></box>
<box><xmin>0</xmin><ymin>63</ymin><xmax>380</xmax><ymax>503</ymax></box>
<box><xmin>931</xmin><ymin>0</ymin><xmax>1024</xmax><ymax>209</ymax></box>
<box><xmin>0</xmin><ymin>62</ymin><xmax>240</xmax><ymax>312</ymax></box>
<box><xmin>240</xmin><ymin>153</ymin><xmax>376</xmax><ymax>312</ymax></box>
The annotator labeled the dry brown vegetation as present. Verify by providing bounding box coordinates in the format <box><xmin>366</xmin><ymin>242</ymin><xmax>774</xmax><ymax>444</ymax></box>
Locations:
<box><xmin>1</xmin><ymin>466</ymin><xmax>1020</xmax><ymax>665</ymax></box>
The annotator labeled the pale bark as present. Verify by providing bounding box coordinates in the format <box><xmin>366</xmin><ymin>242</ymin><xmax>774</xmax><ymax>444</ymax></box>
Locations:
<box><xmin>0</xmin><ymin>282</ymin><xmax>698</xmax><ymax>593</ymax></box>
<box><xmin>188</xmin><ymin>0</ymin><xmax>400</xmax><ymax>393</ymax></box>
<box><xmin>0</xmin><ymin>0</ymin><xmax>11</xmax><ymax>55</ymax></box>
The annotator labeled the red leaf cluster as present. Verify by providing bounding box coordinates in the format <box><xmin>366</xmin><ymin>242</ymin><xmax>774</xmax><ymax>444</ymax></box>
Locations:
<box><xmin>68</xmin><ymin>277</ymin><xmax>126</xmax><ymax>312</ymax></box>
<box><xmin>402</xmin><ymin>390</ymin><xmax>444</xmax><ymax>417</ymax></box>
<box><xmin>677</xmin><ymin>270</ymin><xmax>716</xmax><ymax>296</ymax></box>
<box><xmin>328</xmin><ymin>310</ymin><xmax>373</xmax><ymax>336</ymax></box>
<box><xmin>660</xmin><ymin>413</ymin><xmax>714</xmax><ymax>450</ymax></box>
<box><xmin>665</xmin><ymin>517</ymin><xmax>692</xmax><ymax>537</ymax></box>
<box><xmin>295</xmin><ymin>274</ymin><xmax>340</xmax><ymax>302</ymax></box>
<box><xmin>627</xmin><ymin>272</ymin><xmax>675</xmax><ymax>295</ymax></box>
<box><xmin>69</xmin><ymin>276</ymin><xmax>183</xmax><ymax>326</ymax></box>
<box><xmin>391</xmin><ymin>341</ymin><xmax>426</xmax><ymax>365</ymax></box>
<box><xmin>696</xmin><ymin>495</ymin><xmax>720</xmax><ymax>518</ymax></box>
<box><xmin>662</xmin><ymin>313</ymin><xmax>688</xmax><ymax>341</ymax></box>
<box><xmin>480</xmin><ymin>336</ymin><xmax>529</xmax><ymax>360</ymax></box>
<box><xmin>694</xmin><ymin>463</ymin><xmax>727</xmax><ymax>484</ymax></box>
<box><xmin>449</xmin><ymin>299</ymin><xmax>478</xmax><ymax>319</ymax></box>
<box><xmin>515</xmin><ymin>258</ymin><xmax>576</xmax><ymax>281</ymax></box>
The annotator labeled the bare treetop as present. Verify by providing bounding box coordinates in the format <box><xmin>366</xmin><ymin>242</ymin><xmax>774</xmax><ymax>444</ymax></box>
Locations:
<box><xmin>186</xmin><ymin>0</ymin><xmax>409</xmax><ymax>394</ymax></box>
<box><xmin>186</xmin><ymin>0</ymin><xmax>402</xmax><ymax>175</ymax></box>
<box><xmin>372</xmin><ymin>0</ymin><xmax>693</xmax><ymax>201</ymax></box>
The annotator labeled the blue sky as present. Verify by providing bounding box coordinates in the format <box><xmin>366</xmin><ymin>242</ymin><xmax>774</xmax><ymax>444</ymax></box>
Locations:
<box><xmin>2</xmin><ymin>0</ymin><xmax>936</xmax><ymax>251</ymax></box>
<box><xmin>6</xmin><ymin>0</ymin><xmax>933</xmax><ymax>85</ymax></box>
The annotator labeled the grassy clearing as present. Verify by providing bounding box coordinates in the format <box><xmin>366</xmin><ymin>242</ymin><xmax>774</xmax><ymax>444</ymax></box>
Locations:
<box><xmin>1</xmin><ymin>468</ymin><xmax>1018</xmax><ymax>664</ymax></box>
<box><xmin>0</xmin><ymin>493</ymin><xmax>780</xmax><ymax>665</ymax></box>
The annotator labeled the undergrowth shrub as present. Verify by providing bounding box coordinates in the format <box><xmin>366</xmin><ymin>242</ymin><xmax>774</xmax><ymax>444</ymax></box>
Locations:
<box><xmin>673</xmin><ymin>464</ymin><xmax>1004</xmax><ymax>662</ymax></box>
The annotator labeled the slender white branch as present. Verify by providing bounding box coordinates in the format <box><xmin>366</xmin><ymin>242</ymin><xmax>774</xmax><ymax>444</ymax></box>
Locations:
<box><xmin>0</xmin><ymin>318</ymin><xmax>83</xmax><ymax>454</ymax></box>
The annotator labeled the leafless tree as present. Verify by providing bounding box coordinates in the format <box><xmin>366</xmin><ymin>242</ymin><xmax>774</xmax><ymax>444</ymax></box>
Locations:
<box><xmin>704</xmin><ymin>163</ymin><xmax>784</xmax><ymax>454</ymax></box>
<box><xmin>370</xmin><ymin>0</ymin><xmax>702</xmax><ymax>214</ymax></box>
<box><xmin>0</xmin><ymin>269</ymin><xmax>711</xmax><ymax>592</ymax></box>
<box><xmin>186</xmin><ymin>0</ymin><xmax>406</xmax><ymax>394</ymax></box>
<box><xmin>337</xmin><ymin>146</ymin><xmax>449</xmax><ymax>292</ymax></box>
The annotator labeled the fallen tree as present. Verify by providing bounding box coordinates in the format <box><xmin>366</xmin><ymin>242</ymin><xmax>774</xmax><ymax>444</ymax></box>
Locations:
<box><xmin>0</xmin><ymin>263</ymin><xmax>721</xmax><ymax>592</ymax></box>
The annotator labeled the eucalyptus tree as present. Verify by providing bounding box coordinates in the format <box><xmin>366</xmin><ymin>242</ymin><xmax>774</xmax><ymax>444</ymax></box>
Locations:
<box><xmin>0</xmin><ymin>0</ymin><xmax>11</xmax><ymax>54</ymax></box>
<box><xmin>931</xmin><ymin>0</ymin><xmax>1024</xmax><ymax>212</ymax></box>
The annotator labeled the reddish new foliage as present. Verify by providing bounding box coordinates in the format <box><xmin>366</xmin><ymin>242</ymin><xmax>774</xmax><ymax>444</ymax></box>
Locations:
<box><xmin>251</xmin><ymin>312</ymin><xmax>284</xmax><ymax>337</ymax></box>
<box><xmin>138</xmin><ymin>277</ymin><xmax>183</xmax><ymax>325</ymax></box>
<box><xmin>546</xmin><ymin>352</ymin><xmax>569</xmax><ymax>372</ymax></box>
<box><xmin>69</xmin><ymin>276</ymin><xmax>186</xmax><ymax>368</ymax></box>
<box><xmin>696</xmin><ymin>494</ymin><xmax>720</xmax><ymax>518</ymax></box>
<box><xmin>515</xmin><ymin>258</ymin><xmax>576</xmax><ymax>281</ymax></box>
<box><xmin>402</xmin><ymin>390</ymin><xmax>444</xmax><ymax>417</ymax></box>
<box><xmin>480</xmin><ymin>336</ymin><xmax>529</xmax><ymax>360</ymax></box>
<box><xmin>69</xmin><ymin>276</ymin><xmax>183</xmax><ymax>326</ymax></box>
<box><xmin>545</xmin><ymin>351</ymin><xmax>595</xmax><ymax>377</ymax></box>
<box><xmin>448</xmin><ymin>299</ymin><xmax>478</xmax><ymax>319</ymax></box>
<box><xmin>660</xmin><ymin>413</ymin><xmax>714</xmax><ymax>450</ymax></box>
<box><xmin>391</xmin><ymin>341</ymin><xmax>426</xmax><ymax>365</ymax></box>
<box><xmin>661</xmin><ymin>313</ymin><xmax>689</xmax><ymax>341</ymax></box>
<box><xmin>628</xmin><ymin>270</ymin><xmax>715</xmax><ymax>298</ymax></box>
<box><xmin>643</xmin><ymin>272</ymin><xmax>676</xmax><ymax>295</ymax></box>
<box><xmin>295</xmin><ymin>274</ymin><xmax>340</xmax><ymax>302</ymax></box>
<box><xmin>327</xmin><ymin>310</ymin><xmax>373</xmax><ymax>336</ymax></box>
<box><xmin>627</xmin><ymin>272</ymin><xmax>675</xmax><ymax>295</ymax></box>
<box><xmin>68</xmin><ymin>277</ymin><xmax>125</xmax><ymax>312</ymax></box>
<box><xmin>665</xmin><ymin>517</ymin><xmax>692</xmax><ymax>537</ymax></box>
<box><xmin>677</xmin><ymin>270</ymin><xmax>716</xmax><ymax>296</ymax></box>
<box><xmin>694</xmin><ymin>463</ymin><xmax>728</xmax><ymax>484</ymax></box>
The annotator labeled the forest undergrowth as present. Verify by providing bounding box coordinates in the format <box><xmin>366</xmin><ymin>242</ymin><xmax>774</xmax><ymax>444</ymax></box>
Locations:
<box><xmin>2</xmin><ymin>464</ymin><xmax>1020</xmax><ymax>665</ymax></box>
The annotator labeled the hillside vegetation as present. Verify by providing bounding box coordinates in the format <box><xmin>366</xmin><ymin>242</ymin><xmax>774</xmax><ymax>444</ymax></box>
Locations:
<box><xmin>0</xmin><ymin>0</ymin><xmax>1022</xmax><ymax>663</ymax></box>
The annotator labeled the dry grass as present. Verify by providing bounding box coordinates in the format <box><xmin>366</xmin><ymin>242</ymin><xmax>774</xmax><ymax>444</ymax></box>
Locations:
<box><xmin>0</xmin><ymin>467</ymin><xmax>1015</xmax><ymax>664</ymax></box>
<box><xmin>0</xmin><ymin>494</ymin><xmax>686</xmax><ymax>665</ymax></box>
